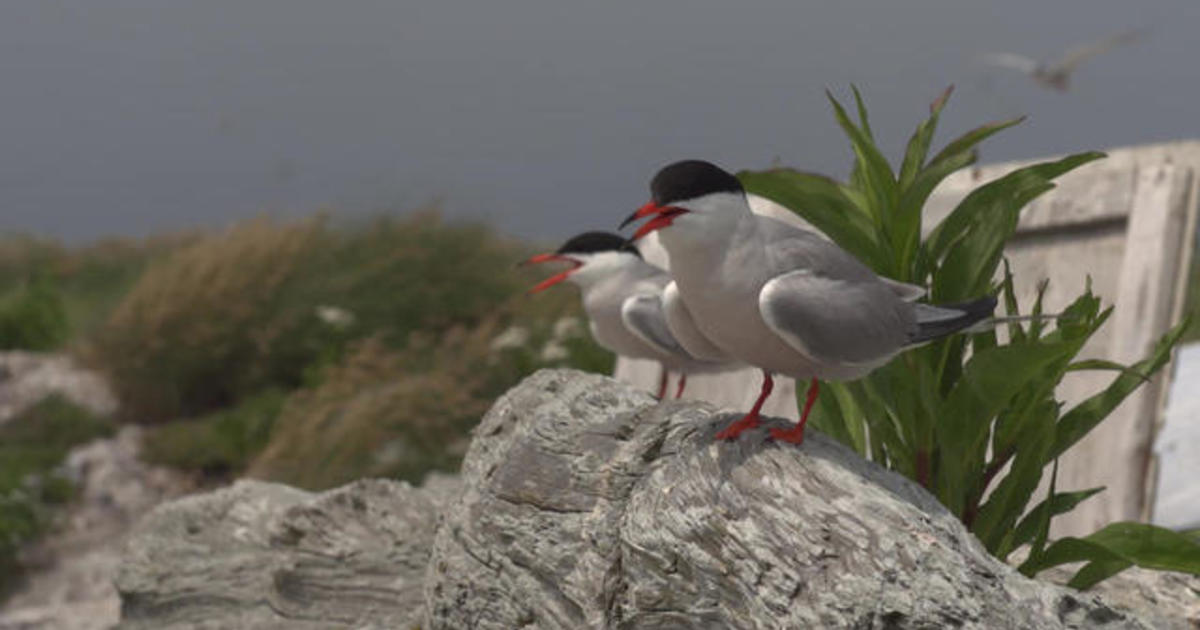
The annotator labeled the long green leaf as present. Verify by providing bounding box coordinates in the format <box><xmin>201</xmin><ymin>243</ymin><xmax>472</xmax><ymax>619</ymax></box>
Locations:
<box><xmin>932</xmin><ymin>189</ymin><xmax>1029</xmax><ymax>301</ymax></box>
<box><xmin>972</xmin><ymin>400</ymin><xmax>1055</xmax><ymax>550</ymax></box>
<box><xmin>851</xmin><ymin>85</ymin><xmax>877</xmax><ymax>142</ymax></box>
<box><xmin>926</xmin><ymin>117</ymin><xmax>1025</xmax><ymax>171</ymax></box>
<box><xmin>925</xmin><ymin>152</ymin><xmax>1106</xmax><ymax>265</ymax></box>
<box><xmin>1051</xmin><ymin>318</ymin><xmax>1189</xmax><ymax>461</ymax></box>
<box><xmin>1009</xmin><ymin>485</ymin><xmax>1104</xmax><ymax>557</ymax></box>
<box><xmin>999</xmin><ymin>259</ymin><xmax>1026</xmax><ymax>344</ymax></box>
<box><xmin>825</xmin><ymin>91</ymin><xmax>898</xmax><ymax>228</ymax></box>
<box><xmin>898</xmin><ymin>86</ymin><xmax>953</xmax><ymax>189</ymax></box>
<box><xmin>935</xmin><ymin>342</ymin><xmax>1071</xmax><ymax>515</ymax></box>
<box><xmin>1065</xmin><ymin>359</ymin><xmax>1152</xmax><ymax>383</ymax></box>
<box><xmin>1022</xmin><ymin>522</ymin><xmax>1200</xmax><ymax>589</ymax></box>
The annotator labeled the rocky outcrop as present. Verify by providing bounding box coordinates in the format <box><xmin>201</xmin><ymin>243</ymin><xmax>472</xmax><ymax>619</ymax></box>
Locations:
<box><xmin>422</xmin><ymin>369</ymin><xmax>1160</xmax><ymax>629</ymax></box>
<box><xmin>0</xmin><ymin>426</ymin><xmax>192</xmax><ymax>630</ymax></box>
<box><xmin>0</xmin><ymin>352</ymin><xmax>116</xmax><ymax>425</ymax></box>
<box><xmin>109</xmin><ymin>369</ymin><xmax>1200</xmax><ymax>629</ymax></box>
<box><xmin>114</xmin><ymin>475</ymin><xmax>457</xmax><ymax>629</ymax></box>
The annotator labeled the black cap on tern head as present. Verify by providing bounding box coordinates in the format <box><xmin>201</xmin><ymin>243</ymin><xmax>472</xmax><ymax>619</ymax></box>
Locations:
<box><xmin>650</xmin><ymin>160</ymin><xmax>744</xmax><ymax>206</ymax></box>
<box><xmin>556</xmin><ymin>231</ymin><xmax>642</xmax><ymax>258</ymax></box>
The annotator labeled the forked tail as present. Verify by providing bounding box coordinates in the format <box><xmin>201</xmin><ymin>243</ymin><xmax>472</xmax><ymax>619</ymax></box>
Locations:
<box><xmin>909</xmin><ymin>295</ymin><xmax>998</xmax><ymax>345</ymax></box>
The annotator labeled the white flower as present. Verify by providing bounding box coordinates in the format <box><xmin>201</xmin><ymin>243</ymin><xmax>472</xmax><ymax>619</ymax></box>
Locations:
<box><xmin>552</xmin><ymin>316</ymin><xmax>584</xmax><ymax>340</ymax></box>
<box><xmin>315</xmin><ymin>305</ymin><xmax>355</xmax><ymax>328</ymax></box>
<box><xmin>489</xmin><ymin>325</ymin><xmax>530</xmax><ymax>352</ymax></box>
<box><xmin>540</xmin><ymin>341</ymin><xmax>569</xmax><ymax>362</ymax></box>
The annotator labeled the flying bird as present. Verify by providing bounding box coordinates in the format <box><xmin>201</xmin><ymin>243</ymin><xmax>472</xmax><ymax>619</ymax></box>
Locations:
<box><xmin>521</xmin><ymin>231</ymin><xmax>736</xmax><ymax>399</ymax></box>
<box><xmin>621</xmin><ymin>160</ymin><xmax>996</xmax><ymax>444</ymax></box>
<box><xmin>981</xmin><ymin>30</ymin><xmax>1145</xmax><ymax>91</ymax></box>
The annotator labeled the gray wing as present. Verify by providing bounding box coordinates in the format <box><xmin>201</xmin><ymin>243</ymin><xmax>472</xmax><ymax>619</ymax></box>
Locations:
<box><xmin>620</xmin><ymin>293</ymin><xmax>687</xmax><ymax>358</ymax></box>
<box><xmin>1053</xmin><ymin>30</ymin><xmax>1144</xmax><ymax>72</ymax></box>
<box><xmin>979</xmin><ymin>52</ymin><xmax>1040</xmax><ymax>74</ymax></box>
<box><xmin>758</xmin><ymin>269</ymin><xmax>915</xmax><ymax>366</ymax></box>
<box><xmin>756</xmin><ymin>215</ymin><xmax>922</xmax><ymax>300</ymax></box>
<box><xmin>662</xmin><ymin>281</ymin><xmax>730</xmax><ymax>362</ymax></box>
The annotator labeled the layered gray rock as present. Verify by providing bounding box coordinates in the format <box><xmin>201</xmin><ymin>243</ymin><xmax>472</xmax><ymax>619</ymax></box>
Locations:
<box><xmin>423</xmin><ymin>369</ymin><xmax>1158</xmax><ymax>629</ymax></box>
<box><xmin>115</xmin><ymin>476</ymin><xmax>455</xmax><ymax>629</ymax></box>
<box><xmin>109</xmin><ymin>369</ymin><xmax>1199</xmax><ymax>629</ymax></box>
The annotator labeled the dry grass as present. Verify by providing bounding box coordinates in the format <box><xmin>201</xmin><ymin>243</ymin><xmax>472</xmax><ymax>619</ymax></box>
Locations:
<box><xmin>85</xmin><ymin>218</ymin><xmax>320</xmax><ymax>422</ymax></box>
<box><xmin>247</xmin><ymin>328</ymin><xmax>494</xmax><ymax>489</ymax></box>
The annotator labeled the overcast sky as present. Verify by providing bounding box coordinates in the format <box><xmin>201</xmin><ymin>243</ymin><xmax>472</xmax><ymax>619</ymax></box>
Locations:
<box><xmin>2</xmin><ymin>1</ymin><xmax>1197</xmax><ymax>243</ymax></box>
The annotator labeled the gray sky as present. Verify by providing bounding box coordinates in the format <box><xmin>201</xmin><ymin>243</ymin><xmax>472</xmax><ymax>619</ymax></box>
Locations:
<box><xmin>2</xmin><ymin>1</ymin><xmax>1197</xmax><ymax>243</ymax></box>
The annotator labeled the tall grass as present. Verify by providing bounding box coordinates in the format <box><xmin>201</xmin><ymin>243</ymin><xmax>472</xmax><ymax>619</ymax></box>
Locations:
<box><xmin>85</xmin><ymin>217</ymin><xmax>320</xmax><ymax>422</ymax></box>
<box><xmin>89</xmin><ymin>210</ymin><xmax>611</xmax><ymax>487</ymax></box>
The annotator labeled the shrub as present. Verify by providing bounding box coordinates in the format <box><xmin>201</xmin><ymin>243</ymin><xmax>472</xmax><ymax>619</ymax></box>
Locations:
<box><xmin>740</xmin><ymin>87</ymin><xmax>1199</xmax><ymax>588</ymax></box>
<box><xmin>85</xmin><ymin>218</ymin><xmax>321</xmax><ymax>422</ymax></box>
<box><xmin>140</xmin><ymin>389</ymin><xmax>287</xmax><ymax>477</ymax></box>
<box><xmin>0</xmin><ymin>274</ymin><xmax>69</xmax><ymax>351</ymax></box>
<box><xmin>246</xmin><ymin>288</ymin><xmax>609</xmax><ymax>490</ymax></box>
<box><xmin>0</xmin><ymin>233</ymin><xmax>186</xmax><ymax>343</ymax></box>
<box><xmin>86</xmin><ymin>210</ymin><xmax>570</xmax><ymax>425</ymax></box>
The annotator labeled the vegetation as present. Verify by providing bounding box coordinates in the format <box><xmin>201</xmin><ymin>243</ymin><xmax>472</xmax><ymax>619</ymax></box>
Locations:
<box><xmin>0</xmin><ymin>233</ymin><xmax>183</xmax><ymax>346</ymax></box>
<box><xmin>87</xmin><ymin>210</ymin><xmax>609</xmax><ymax>488</ymax></box>
<box><xmin>0</xmin><ymin>210</ymin><xmax>610</xmax><ymax>595</ymax></box>
<box><xmin>0</xmin><ymin>274</ymin><xmax>68</xmax><ymax>351</ymax></box>
<box><xmin>0</xmin><ymin>395</ymin><xmax>114</xmax><ymax>595</ymax></box>
<box><xmin>740</xmin><ymin>87</ymin><xmax>1199</xmax><ymax>588</ymax></box>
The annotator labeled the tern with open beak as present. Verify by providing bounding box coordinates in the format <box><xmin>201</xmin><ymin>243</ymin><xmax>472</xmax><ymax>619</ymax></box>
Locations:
<box><xmin>622</xmin><ymin>160</ymin><xmax>996</xmax><ymax>444</ymax></box>
<box><xmin>521</xmin><ymin>231</ymin><xmax>736</xmax><ymax>399</ymax></box>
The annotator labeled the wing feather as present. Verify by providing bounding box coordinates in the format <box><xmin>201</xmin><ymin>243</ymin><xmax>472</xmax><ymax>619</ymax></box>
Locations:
<box><xmin>621</xmin><ymin>293</ymin><xmax>686</xmax><ymax>358</ymax></box>
<box><xmin>758</xmin><ymin>269</ymin><xmax>914</xmax><ymax>367</ymax></box>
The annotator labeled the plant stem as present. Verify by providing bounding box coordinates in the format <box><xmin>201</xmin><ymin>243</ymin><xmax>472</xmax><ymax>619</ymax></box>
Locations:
<box><xmin>962</xmin><ymin>447</ymin><xmax>1015</xmax><ymax>528</ymax></box>
<box><xmin>915</xmin><ymin>449</ymin><xmax>931</xmax><ymax>489</ymax></box>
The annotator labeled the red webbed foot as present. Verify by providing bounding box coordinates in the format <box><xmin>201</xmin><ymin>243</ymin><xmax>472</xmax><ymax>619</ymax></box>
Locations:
<box><xmin>768</xmin><ymin>425</ymin><xmax>806</xmax><ymax>444</ymax></box>
<box><xmin>715</xmin><ymin>413</ymin><xmax>761</xmax><ymax>440</ymax></box>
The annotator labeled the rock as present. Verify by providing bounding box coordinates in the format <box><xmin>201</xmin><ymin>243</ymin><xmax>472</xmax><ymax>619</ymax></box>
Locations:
<box><xmin>1041</xmin><ymin>565</ymin><xmax>1200</xmax><ymax>630</ymax></box>
<box><xmin>0</xmin><ymin>352</ymin><xmax>117</xmax><ymax>426</ymax></box>
<box><xmin>114</xmin><ymin>476</ymin><xmax>456</xmax><ymax>629</ymax></box>
<box><xmin>105</xmin><ymin>369</ymin><xmax>1190</xmax><ymax>629</ymax></box>
<box><xmin>423</xmin><ymin>369</ymin><xmax>1159</xmax><ymax>629</ymax></box>
<box><xmin>0</xmin><ymin>426</ymin><xmax>192</xmax><ymax>630</ymax></box>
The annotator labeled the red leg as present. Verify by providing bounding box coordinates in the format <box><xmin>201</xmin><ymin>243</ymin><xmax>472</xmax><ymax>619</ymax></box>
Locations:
<box><xmin>655</xmin><ymin>365</ymin><xmax>668</xmax><ymax>400</ymax></box>
<box><xmin>715</xmin><ymin>371</ymin><xmax>774</xmax><ymax>440</ymax></box>
<box><xmin>770</xmin><ymin>378</ymin><xmax>818</xmax><ymax>445</ymax></box>
<box><xmin>675</xmin><ymin>373</ymin><xmax>688</xmax><ymax>399</ymax></box>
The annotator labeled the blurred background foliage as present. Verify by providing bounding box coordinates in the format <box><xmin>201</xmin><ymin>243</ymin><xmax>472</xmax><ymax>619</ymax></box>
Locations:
<box><xmin>0</xmin><ymin>209</ymin><xmax>610</xmax><ymax>517</ymax></box>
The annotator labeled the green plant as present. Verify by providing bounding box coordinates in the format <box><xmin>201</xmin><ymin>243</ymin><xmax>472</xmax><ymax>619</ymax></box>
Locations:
<box><xmin>0</xmin><ymin>273</ymin><xmax>69</xmax><ymax>351</ymax></box>
<box><xmin>85</xmin><ymin>211</ymin><xmax>572</xmax><ymax>424</ymax></box>
<box><xmin>0</xmin><ymin>395</ymin><xmax>114</xmax><ymax>595</ymax></box>
<box><xmin>141</xmin><ymin>389</ymin><xmax>287</xmax><ymax>477</ymax></box>
<box><xmin>740</xmin><ymin>86</ymin><xmax>1198</xmax><ymax>588</ymax></box>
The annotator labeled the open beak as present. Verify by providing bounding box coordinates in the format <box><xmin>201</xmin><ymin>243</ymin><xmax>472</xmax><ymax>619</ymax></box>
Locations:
<box><xmin>619</xmin><ymin>201</ymin><xmax>689</xmax><ymax>242</ymax></box>
<box><xmin>518</xmin><ymin>253</ymin><xmax>582</xmax><ymax>293</ymax></box>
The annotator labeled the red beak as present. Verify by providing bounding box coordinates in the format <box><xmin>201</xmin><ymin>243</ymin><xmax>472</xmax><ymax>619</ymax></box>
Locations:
<box><xmin>619</xmin><ymin>201</ymin><xmax>689</xmax><ymax>242</ymax></box>
<box><xmin>519</xmin><ymin>253</ymin><xmax>582</xmax><ymax>293</ymax></box>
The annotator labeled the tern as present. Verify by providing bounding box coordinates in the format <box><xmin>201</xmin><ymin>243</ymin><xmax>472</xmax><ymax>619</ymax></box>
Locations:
<box><xmin>981</xmin><ymin>30</ymin><xmax>1145</xmax><ymax>92</ymax></box>
<box><xmin>521</xmin><ymin>231</ymin><xmax>735</xmax><ymax>399</ymax></box>
<box><xmin>621</xmin><ymin>160</ymin><xmax>996</xmax><ymax>444</ymax></box>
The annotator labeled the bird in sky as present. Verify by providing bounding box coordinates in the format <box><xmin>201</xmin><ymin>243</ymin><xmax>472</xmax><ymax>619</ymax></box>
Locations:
<box><xmin>981</xmin><ymin>29</ymin><xmax>1145</xmax><ymax>92</ymax></box>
